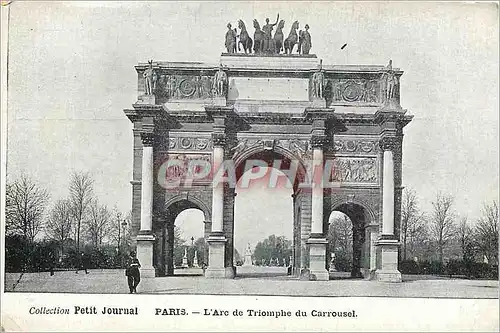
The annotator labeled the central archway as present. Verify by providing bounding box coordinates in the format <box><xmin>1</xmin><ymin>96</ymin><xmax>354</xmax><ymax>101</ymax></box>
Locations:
<box><xmin>231</xmin><ymin>149</ymin><xmax>308</xmax><ymax>278</ymax></box>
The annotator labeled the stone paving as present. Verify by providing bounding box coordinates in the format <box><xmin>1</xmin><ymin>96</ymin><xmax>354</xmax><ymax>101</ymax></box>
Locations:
<box><xmin>4</xmin><ymin>268</ymin><xmax>499</xmax><ymax>298</ymax></box>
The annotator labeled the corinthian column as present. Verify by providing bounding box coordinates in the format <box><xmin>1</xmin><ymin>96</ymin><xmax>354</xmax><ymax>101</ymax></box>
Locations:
<box><xmin>136</xmin><ymin>132</ymin><xmax>156</xmax><ymax>277</ymax></box>
<box><xmin>381</xmin><ymin>138</ymin><xmax>395</xmax><ymax>236</ymax></box>
<box><xmin>310</xmin><ymin>135</ymin><xmax>325</xmax><ymax>235</ymax></box>
<box><xmin>205</xmin><ymin>131</ymin><xmax>233</xmax><ymax>278</ymax></box>
<box><xmin>375</xmin><ymin>136</ymin><xmax>402</xmax><ymax>282</ymax></box>
<box><xmin>307</xmin><ymin>134</ymin><xmax>329</xmax><ymax>281</ymax></box>
<box><xmin>211</xmin><ymin>133</ymin><xmax>225</xmax><ymax>233</ymax></box>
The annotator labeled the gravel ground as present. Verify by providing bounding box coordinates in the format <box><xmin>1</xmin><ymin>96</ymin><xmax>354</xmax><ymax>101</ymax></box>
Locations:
<box><xmin>4</xmin><ymin>268</ymin><xmax>498</xmax><ymax>298</ymax></box>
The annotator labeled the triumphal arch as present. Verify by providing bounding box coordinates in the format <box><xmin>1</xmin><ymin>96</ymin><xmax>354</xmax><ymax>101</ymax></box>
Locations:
<box><xmin>124</xmin><ymin>19</ymin><xmax>412</xmax><ymax>282</ymax></box>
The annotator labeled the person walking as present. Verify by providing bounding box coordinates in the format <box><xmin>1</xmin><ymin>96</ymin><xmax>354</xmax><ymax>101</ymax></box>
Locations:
<box><xmin>76</xmin><ymin>252</ymin><xmax>90</xmax><ymax>274</ymax></box>
<box><xmin>125</xmin><ymin>251</ymin><xmax>141</xmax><ymax>294</ymax></box>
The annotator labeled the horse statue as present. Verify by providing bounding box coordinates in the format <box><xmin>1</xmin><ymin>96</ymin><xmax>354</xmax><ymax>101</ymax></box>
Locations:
<box><xmin>273</xmin><ymin>20</ymin><xmax>285</xmax><ymax>54</ymax></box>
<box><xmin>284</xmin><ymin>21</ymin><xmax>299</xmax><ymax>55</ymax></box>
<box><xmin>238</xmin><ymin>19</ymin><xmax>253</xmax><ymax>54</ymax></box>
<box><xmin>253</xmin><ymin>19</ymin><xmax>265</xmax><ymax>54</ymax></box>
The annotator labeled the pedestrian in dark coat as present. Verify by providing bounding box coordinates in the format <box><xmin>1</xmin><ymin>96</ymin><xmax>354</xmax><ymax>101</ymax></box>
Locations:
<box><xmin>125</xmin><ymin>251</ymin><xmax>141</xmax><ymax>293</ymax></box>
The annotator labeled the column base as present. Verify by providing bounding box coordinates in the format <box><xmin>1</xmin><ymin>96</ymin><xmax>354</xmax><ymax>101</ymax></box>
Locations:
<box><xmin>136</xmin><ymin>233</ymin><xmax>156</xmax><ymax>277</ymax></box>
<box><xmin>307</xmin><ymin>237</ymin><xmax>329</xmax><ymax>281</ymax></box>
<box><xmin>375</xmin><ymin>238</ymin><xmax>402</xmax><ymax>283</ymax></box>
<box><xmin>375</xmin><ymin>270</ymin><xmax>402</xmax><ymax>282</ymax></box>
<box><xmin>205</xmin><ymin>233</ymin><xmax>233</xmax><ymax>279</ymax></box>
<box><xmin>205</xmin><ymin>266</ymin><xmax>235</xmax><ymax>279</ymax></box>
<box><xmin>140</xmin><ymin>267</ymin><xmax>156</xmax><ymax>278</ymax></box>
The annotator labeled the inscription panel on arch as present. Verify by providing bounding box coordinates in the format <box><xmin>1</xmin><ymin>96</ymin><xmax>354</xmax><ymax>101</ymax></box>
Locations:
<box><xmin>157</xmin><ymin>153</ymin><xmax>213</xmax><ymax>187</ymax></box>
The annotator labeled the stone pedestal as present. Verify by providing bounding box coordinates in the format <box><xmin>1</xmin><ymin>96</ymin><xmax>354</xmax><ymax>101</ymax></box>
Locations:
<box><xmin>329</xmin><ymin>257</ymin><xmax>337</xmax><ymax>272</ymax></box>
<box><xmin>181</xmin><ymin>248</ymin><xmax>188</xmax><ymax>268</ymax></box>
<box><xmin>243</xmin><ymin>254</ymin><xmax>252</xmax><ymax>266</ymax></box>
<box><xmin>375</xmin><ymin>238</ymin><xmax>402</xmax><ymax>282</ymax></box>
<box><xmin>136</xmin><ymin>234</ymin><xmax>156</xmax><ymax>277</ymax></box>
<box><xmin>307</xmin><ymin>238</ymin><xmax>329</xmax><ymax>281</ymax></box>
<box><xmin>310</xmin><ymin>97</ymin><xmax>326</xmax><ymax>108</ymax></box>
<box><xmin>205</xmin><ymin>233</ymin><xmax>234</xmax><ymax>278</ymax></box>
<box><xmin>212</xmin><ymin>96</ymin><xmax>226</xmax><ymax>107</ymax></box>
<box><xmin>136</xmin><ymin>94</ymin><xmax>156</xmax><ymax>105</ymax></box>
<box><xmin>193</xmin><ymin>251</ymin><xmax>199</xmax><ymax>268</ymax></box>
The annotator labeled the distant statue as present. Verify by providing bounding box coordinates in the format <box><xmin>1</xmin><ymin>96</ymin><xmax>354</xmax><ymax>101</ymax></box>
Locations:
<box><xmin>245</xmin><ymin>243</ymin><xmax>252</xmax><ymax>255</ymax></box>
<box><xmin>143</xmin><ymin>60</ymin><xmax>157</xmax><ymax>95</ymax></box>
<box><xmin>273</xmin><ymin>20</ymin><xmax>285</xmax><ymax>54</ymax></box>
<box><xmin>261</xmin><ymin>13</ymin><xmax>279</xmax><ymax>53</ymax></box>
<box><xmin>237</xmin><ymin>20</ymin><xmax>253</xmax><ymax>54</ymax></box>
<box><xmin>284</xmin><ymin>21</ymin><xmax>299</xmax><ymax>54</ymax></box>
<box><xmin>312</xmin><ymin>61</ymin><xmax>325</xmax><ymax>98</ymax></box>
<box><xmin>299</xmin><ymin>24</ymin><xmax>312</xmax><ymax>54</ymax></box>
<box><xmin>253</xmin><ymin>19</ymin><xmax>265</xmax><ymax>54</ymax></box>
<box><xmin>225</xmin><ymin>23</ymin><xmax>237</xmax><ymax>54</ymax></box>
<box><xmin>212</xmin><ymin>65</ymin><xmax>228</xmax><ymax>97</ymax></box>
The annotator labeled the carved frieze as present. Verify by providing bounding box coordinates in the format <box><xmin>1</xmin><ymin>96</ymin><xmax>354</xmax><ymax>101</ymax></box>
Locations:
<box><xmin>276</xmin><ymin>138</ymin><xmax>312</xmax><ymax>161</ymax></box>
<box><xmin>330</xmin><ymin>157</ymin><xmax>378</xmax><ymax>183</ymax></box>
<box><xmin>167</xmin><ymin>137</ymin><xmax>212</xmax><ymax>151</ymax></box>
<box><xmin>332</xmin><ymin>138</ymin><xmax>379</xmax><ymax>154</ymax></box>
<box><xmin>156</xmin><ymin>74</ymin><xmax>213</xmax><ymax>99</ymax></box>
<box><xmin>230</xmin><ymin>138</ymin><xmax>267</xmax><ymax>158</ymax></box>
<box><xmin>329</xmin><ymin>79</ymin><xmax>381</xmax><ymax>104</ymax></box>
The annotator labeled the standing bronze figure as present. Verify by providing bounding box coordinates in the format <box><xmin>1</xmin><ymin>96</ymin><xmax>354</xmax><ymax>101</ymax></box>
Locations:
<box><xmin>299</xmin><ymin>24</ymin><xmax>312</xmax><ymax>54</ymax></box>
<box><xmin>225</xmin><ymin>23</ymin><xmax>237</xmax><ymax>54</ymax></box>
<box><xmin>261</xmin><ymin>13</ymin><xmax>279</xmax><ymax>53</ymax></box>
<box><xmin>273</xmin><ymin>20</ymin><xmax>285</xmax><ymax>54</ymax></box>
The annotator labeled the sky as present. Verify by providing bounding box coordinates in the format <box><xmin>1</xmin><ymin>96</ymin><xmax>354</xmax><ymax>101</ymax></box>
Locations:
<box><xmin>5</xmin><ymin>1</ymin><xmax>499</xmax><ymax>254</ymax></box>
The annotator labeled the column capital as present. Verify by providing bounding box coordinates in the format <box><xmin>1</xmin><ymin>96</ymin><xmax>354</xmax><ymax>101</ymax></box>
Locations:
<box><xmin>379</xmin><ymin>136</ymin><xmax>398</xmax><ymax>151</ymax></box>
<box><xmin>140</xmin><ymin>132</ymin><xmax>155</xmax><ymax>146</ymax></box>
<box><xmin>310</xmin><ymin>134</ymin><xmax>327</xmax><ymax>149</ymax></box>
<box><xmin>212</xmin><ymin>133</ymin><xmax>226</xmax><ymax>147</ymax></box>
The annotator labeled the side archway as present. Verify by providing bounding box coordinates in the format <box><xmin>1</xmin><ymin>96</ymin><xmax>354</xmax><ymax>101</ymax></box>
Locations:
<box><xmin>156</xmin><ymin>196</ymin><xmax>211</xmax><ymax>276</ymax></box>
<box><xmin>327</xmin><ymin>201</ymin><xmax>376</xmax><ymax>278</ymax></box>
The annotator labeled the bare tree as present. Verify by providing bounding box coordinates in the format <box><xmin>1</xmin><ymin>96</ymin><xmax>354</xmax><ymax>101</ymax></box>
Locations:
<box><xmin>5</xmin><ymin>174</ymin><xmax>49</xmax><ymax>243</ymax></box>
<box><xmin>69</xmin><ymin>172</ymin><xmax>94</xmax><ymax>253</ymax></box>
<box><xmin>429</xmin><ymin>193</ymin><xmax>456</xmax><ymax>264</ymax></box>
<box><xmin>401</xmin><ymin>188</ymin><xmax>426</xmax><ymax>260</ymax></box>
<box><xmin>86</xmin><ymin>200</ymin><xmax>112</xmax><ymax>248</ymax></box>
<box><xmin>109</xmin><ymin>209</ymin><xmax>133</xmax><ymax>254</ymax></box>
<box><xmin>45</xmin><ymin>199</ymin><xmax>73</xmax><ymax>255</ymax></box>
<box><xmin>456</xmin><ymin>216</ymin><xmax>475</xmax><ymax>262</ymax></box>
<box><xmin>475</xmin><ymin>201</ymin><xmax>498</xmax><ymax>265</ymax></box>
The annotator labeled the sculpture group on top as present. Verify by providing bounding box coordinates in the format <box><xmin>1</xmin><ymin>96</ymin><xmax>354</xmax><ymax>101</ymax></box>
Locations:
<box><xmin>224</xmin><ymin>14</ymin><xmax>312</xmax><ymax>55</ymax></box>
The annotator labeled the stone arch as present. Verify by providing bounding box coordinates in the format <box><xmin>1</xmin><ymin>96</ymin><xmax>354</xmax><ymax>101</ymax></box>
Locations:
<box><xmin>164</xmin><ymin>194</ymin><xmax>211</xmax><ymax>222</ymax></box>
<box><xmin>233</xmin><ymin>145</ymin><xmax>310</xmax><ymax>190</ymax></box>
<box><xmin>329</xmin><ymin>197</ymin><xmax>377</xmax><ymax>226</ymax></box>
